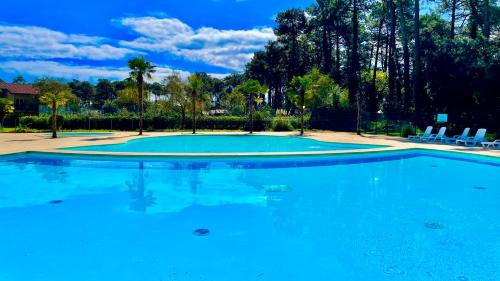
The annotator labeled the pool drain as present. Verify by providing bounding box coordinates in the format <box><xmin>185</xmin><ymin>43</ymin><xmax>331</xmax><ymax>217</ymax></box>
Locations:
<box><xmin>49</xmin><ymin>200</ymin><xmax>64</xmax><ymax>204</ymax></box>
<box><xmin>424</xmin><ymin>222</ymin><xmax>444</xmax><ymax>230</ymax></box>
<box><xmin>193</xmin><ymin>229</ymin><xmax>210</xmax><ymax>236</ymax></box>
<box><xmin>473</xmin><ymin>186</ymin><xmax>487</xmax><ymax>190</ymax></box>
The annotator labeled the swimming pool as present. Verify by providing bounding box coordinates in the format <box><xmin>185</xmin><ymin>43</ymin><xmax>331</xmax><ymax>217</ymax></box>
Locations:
<box><xmin>0</xmin><ymin>150</ymin><xmax>498</xmax><ymax>280</ymax></box>
<box><xmin>62</xmin><ymin>134</ymin><xmax>383</xmax><ymax>153</ymax></box>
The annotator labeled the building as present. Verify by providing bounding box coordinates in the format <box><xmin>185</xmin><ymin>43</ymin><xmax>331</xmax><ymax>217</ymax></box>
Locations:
<box><xmin>0</xmin><ymin>82</ymin><xmax>39</xmax><ymax>115</ymax></box>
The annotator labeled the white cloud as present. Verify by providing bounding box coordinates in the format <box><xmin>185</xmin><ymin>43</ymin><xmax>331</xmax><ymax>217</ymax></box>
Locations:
<box><xmin>0</xmin><ymin>60</ymin><xmax>227</xmax><ymax>82</ymax></box>
<box><xmin>0</xmin><ymin>25</ymin><xmax>138</xmax><ymax>60</ymax></box>
<box><xmin>119</xmin><ymin>16</ymin><xmax>275</xmax><ymax>71</ymax></box>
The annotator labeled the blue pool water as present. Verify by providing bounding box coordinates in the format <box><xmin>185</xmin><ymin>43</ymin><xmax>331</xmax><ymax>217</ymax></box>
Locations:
<box><xmin>0</xmin><ymin>151</ymin><xmax>499</xmax><ymax>280</ymax></box>
<box><xmin>42</xmin><ymin>132</ymin><xmax>113</xmax><ymax>137</ymax></box>
<box><xmin>62</xmin><ymin>134</ymin><xmax>383</xmax><ymax>153</ymax></box>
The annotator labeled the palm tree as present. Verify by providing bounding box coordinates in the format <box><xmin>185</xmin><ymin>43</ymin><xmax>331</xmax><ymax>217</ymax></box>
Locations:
<box><xmin>188</xmin><ymin>74</ymin><xmax>203</xmax><ymax>134</ymax></box>
<box><xmin>287</xmin><ymin>76</ymin><xmax>311</xmax><ymax>135</ymax></box>
<box><xmin>286</xmin><ymin>68</ymin><xmax>334</xmax><ymax>135</ymax></box>
<box><xmin>128</xmin><ymin>57</ymin><xmax>156</xmax><ymax>135</ymax></box>
<box><xmin>36</xmin><ymin>78</ymin><xmax>75</xmax><ymax>138</ymax></box>
<box><xmin>234</xmin><ymin>80</ymin><xmax>267</xmax><ymax>134</ymax></box>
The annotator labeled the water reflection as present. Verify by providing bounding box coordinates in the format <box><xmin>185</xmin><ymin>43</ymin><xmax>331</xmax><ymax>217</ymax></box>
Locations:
<box><xmin>127</xmin><ymin>161</ymin><xmax>156</xmax><ymax>212</ymax></box>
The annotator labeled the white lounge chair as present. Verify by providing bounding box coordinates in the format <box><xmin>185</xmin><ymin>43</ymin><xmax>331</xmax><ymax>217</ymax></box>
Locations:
<box><xmin>421</xmin><ymin>127</ymin><xmax>446</xmax><ymax>143</ymax></box>
<box><xmin>408</xmin><ymin>126</ymin><xmax>433</xmax><ymax>142</ymax></box>
<box><xmin>456</xmin><ymin>128</ymin><xmax>487</xmax><ymax>146</ymax></box>
<box><xmin>444</xmin><ymin>127</ymin><xmax>470</xmax><ymax>144</ymax></box>
<box><xmin>481</xmin><ymin>140</ymin><xmax>500</xmax><ymax>149</ymax></box>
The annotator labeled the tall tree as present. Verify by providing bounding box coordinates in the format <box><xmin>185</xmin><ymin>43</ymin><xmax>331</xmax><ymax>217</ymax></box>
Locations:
<box><xmin>128</xmin><ymin>57</ymin><xmax>156</xmax><ymax>135</ymax></box>
<box><xmin>348</xmin><ymin>0</ymin><xmax>362</xmax><ymax>134</ymax></box>
<box><xmin>370</xmin><ymin>3</ymin><xmax>386</xmax><ymax>117</ymax></box>
<box><xmin>398</xmin><ymin>0</ymin><xmax>412</xmax><ymax>113</ymax></box>
<box><xmin>68</xmin><ymin>80</ymin><xmax>94</xmax><ymax>107</ymax></box>
<box><xmin>164</xmin><ymin>73</ymin><xmax>188</xmax><ymax>129</ymax></box>
<box><xmin>94</xmin><ymin>79</ymin><xmax>116</xmax><ymax>109</ymax></box>
<box><xmin>413</xmin><ymin>0</ymin><xmax>422</xmax><ymax>124</ymax></box>
<box><xmin>275</xmin><ymin>8</ymin><xmax>308</xmax><ymax>81</ymax></box>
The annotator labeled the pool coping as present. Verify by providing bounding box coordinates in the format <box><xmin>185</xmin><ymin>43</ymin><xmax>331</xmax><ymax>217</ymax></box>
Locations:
<box><xmin>1</xmin><ymin>147</ymin><xmax>496</xmax><ymax>165</ymax></box>
<box><xmin>1</xmin><ymin>131</ymin><xmax>499</xmax><ymax>159</ymax></box>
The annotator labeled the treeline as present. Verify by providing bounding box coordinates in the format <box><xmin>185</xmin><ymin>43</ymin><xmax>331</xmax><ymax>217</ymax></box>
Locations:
<box><xmin>245</xmin><ymin>0</ymin><xmax>499</xmax><ymax>134</ymax></box>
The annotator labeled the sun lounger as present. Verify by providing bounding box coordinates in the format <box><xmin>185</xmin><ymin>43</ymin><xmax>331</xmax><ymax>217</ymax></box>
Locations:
<box><xmin>444</xmin><ymin>128</ymin><xmax>470</xmax><ymax>144</ymax></box>
<box><xmin>421</xmin><ymin>127</ymin><xmax>446</xmax><ymax>143</ymax></box>
<box><xmin>408</xmin><ymin>126</ymin><xmax>432</xmax><ymax>142</ymax></box>
<box><xmin>456</xmin><ymin>128</ymin><xmax>487</xmax><ymax>146</ymax></box>
<box><xmin>481</xmin><ymin>140</ymin><xmax>500</xmax><ymax>149</ymax></box>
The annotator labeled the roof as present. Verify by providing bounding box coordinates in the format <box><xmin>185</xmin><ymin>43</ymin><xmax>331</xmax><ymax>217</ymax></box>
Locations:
<box><xmin>0</xmin><ymin>82</ymin><xmax>39</xmax><ymax>95</ymax></box>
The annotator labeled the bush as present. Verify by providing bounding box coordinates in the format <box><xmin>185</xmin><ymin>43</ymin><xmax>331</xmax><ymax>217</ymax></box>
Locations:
<box><xmin>48</xmin><ymin>115</ymin><xmax>64</xmax><ymax>129</ymax></box>
<box><xmin>20</xmin><ymin>115</ymin><xmax>49</xmax><ymax>129</ymax></box>
<box><xmin>271</xmin><ymin>117</ymin><xmax>293</xmax><ymax>131</ymax></box>
<box><xmin>401</xmin><ymin>124</ymin><xmax>416</xmax><ymax>137</ymax></box>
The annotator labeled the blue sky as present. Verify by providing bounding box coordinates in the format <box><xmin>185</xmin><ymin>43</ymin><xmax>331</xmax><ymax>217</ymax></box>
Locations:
<box><xmin>0</xmin><ymin>0</ymin><xmax>313</xmax><ymax>83</ymax></box>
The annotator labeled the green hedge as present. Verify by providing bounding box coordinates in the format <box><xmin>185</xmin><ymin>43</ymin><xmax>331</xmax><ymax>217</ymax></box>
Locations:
<box><xmin>19</xmin><ymin>115</ymin><xmax>303</xmax><ymax>131</ymax></box>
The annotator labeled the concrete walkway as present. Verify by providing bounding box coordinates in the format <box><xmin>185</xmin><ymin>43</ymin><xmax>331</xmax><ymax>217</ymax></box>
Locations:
<box><xmin>0</xmin><ymin>131</ymin><xmax>499</xmax><ymax>158</ymax></box>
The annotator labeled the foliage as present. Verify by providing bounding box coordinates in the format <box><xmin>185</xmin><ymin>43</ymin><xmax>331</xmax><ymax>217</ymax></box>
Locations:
<box><xmin>0</xmin><ymin>98</ymin><xmax>15</xmax><ymax>127</ymax></box>
<box><xmin>234</xmin><ymin>79</ymin><xmax>267</xmax><ymax>132</ymax></box>
<box><xmin>400</xmin><ymin>124</ymin><xmax>416</xmax><ymax>137</ymax></box>
<box><xmin>19</xmin><ymin>114</ymin><xmax>283</xmax><ymax>132</ymax></box>
<box><xmin>271</xmin><ymin>117</ymin><xmax>294</xmax><ymax>131</ymax></box>
<box><xmin>128</xmin><ymin>56</ymin><xmax>156</xmax><ymax>135</ymax></box>
<box><xmin>35</xmin><ymin>78</ymin><xmax>76</xmax><ymax>137</ymax></box>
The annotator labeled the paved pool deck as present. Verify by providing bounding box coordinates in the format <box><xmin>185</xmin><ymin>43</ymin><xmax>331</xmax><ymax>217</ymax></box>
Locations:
<box><xmin>0</xmin><ymin>131</ymin><xmax>499</xmax><ymax>158</ymax></box>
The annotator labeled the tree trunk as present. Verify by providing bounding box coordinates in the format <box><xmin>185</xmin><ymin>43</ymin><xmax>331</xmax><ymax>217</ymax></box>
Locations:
<box><xmin>383</xmin><ymin>25</ymin><xmax>390</xmax><ymax>72</ymax></box>
<box><xmin>191</xmin><ymin>90</ymin><xmax>196</xmax><ymax>134</ymax></box>
<box><xmin>297</xmin><ymin>88</ymin><xmax>305</xmax><ymax>135</ymax></box>
<box><xmin>348</xmin><ymin>0</ymin><xmax>359</xmax><ymax>103</ymax></box>
<box><xmin>398</xmin><ymin>0</ymin><xmax>411</xmax><ymax>113</ymax></box>
<box><xmin>51</xmin><ymin>101</ymin><xmax>57</xmax><ymax>138</ymax></box>
<box><xmin>250</xmin><ymin>96</ymin><xmax>254</xmax><ymax>134</ymax></box>
<box><xmin>468</xmin><ymin>0</ymin><xmax>479</xmax><ymax>39</ymax></box>
<box><xmin>138</xmin><ymin>76</ymin><xmax>144</xmax><ymax>135</ymax></box>
<box><xmin>483</xmin><ymin>0</ymin><xmax>490</xmax><ymax>38</ymax></box>
<box><xmin>349</xmin><ymin>0</ymin><xmax>361</xmax><ymax>134</ymax></box>
<box><xmin>388</xmin><ymin>0</ymin><xmax>397</xmax><ymax>118</ymax></box>
<box><xmin>335</xmin><ymin>29</ymin><xmax>341</xmax><ymax>82</ymax></box>
<box><xmin>322</xmin><ymin>23</ymin><xmax>333</xmax><ymax>74</ymax></box>
<box><xmin>413</xmin><ymin>0</ymin><xmax>421</xmax><ymax>123</ymax></box>
<box><xmin>371</xmin><ymin>15</ymin><xmax>385</xmax><ymax>117</ymax></box>
<box><xmin>181</xmin><ymin>106</ymin><xmax>185</xmax><ymax>129</ymax></box>
<box><xmin>450</xmin><ymin>0</ymin><xmax>457</xmax><ymax>38</ymax></box>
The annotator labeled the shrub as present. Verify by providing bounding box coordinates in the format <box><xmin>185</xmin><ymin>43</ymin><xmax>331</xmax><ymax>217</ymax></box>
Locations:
<box><xmin>20</xmin><ymin>115</ymin><xmax>49</xmax><ymax>129</ymax></box>
<box><xmin>271</xmin><ymin>117</ymin><xmax>293</xmax><ymax>131</ymax></box>
<box><xmin>17</xmin><ymin>114</ymin><xmax>310</xmax><ymax>132</ymax></box>
<box><xmin>401</xmin><ymin>124</ymin><xmax>416</xmax><ymax>137</ymax></box>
